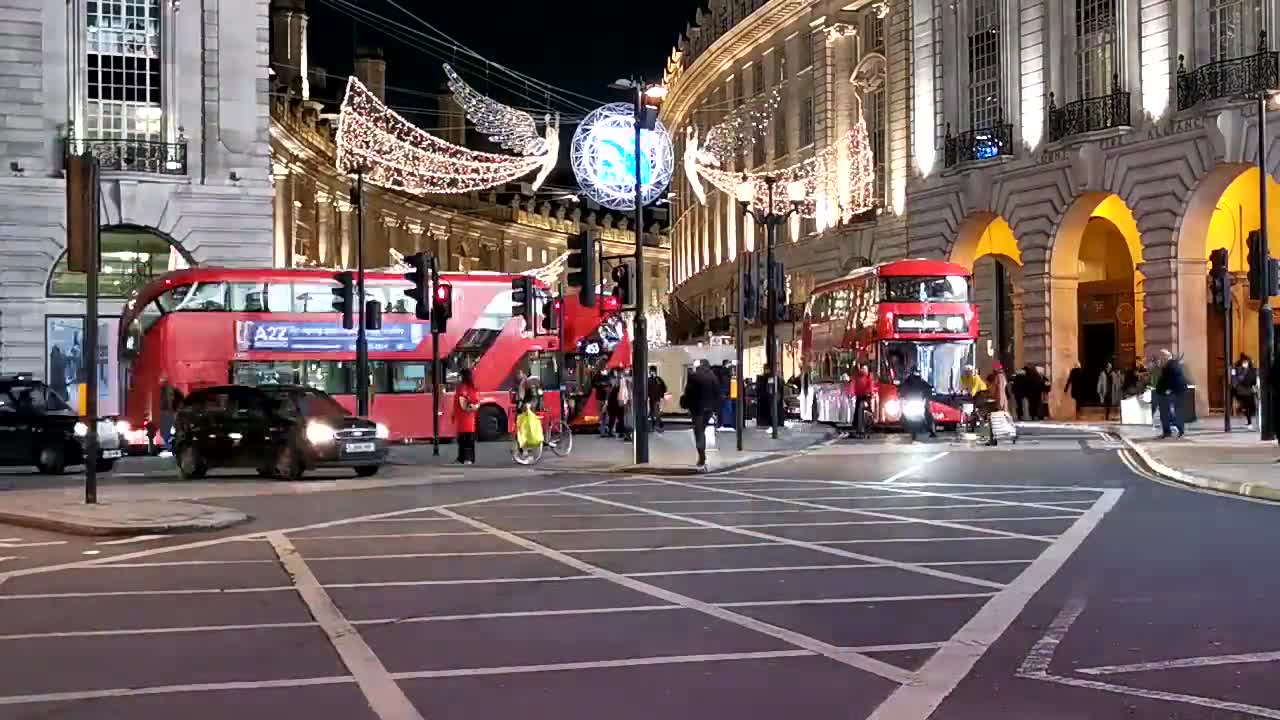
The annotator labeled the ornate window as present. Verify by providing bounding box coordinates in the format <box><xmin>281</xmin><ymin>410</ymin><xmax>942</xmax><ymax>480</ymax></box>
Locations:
<box><xmin>85</xmin><ymin>0</ymin><xmax>163</xmax><ymax>141</ymax></box>
<box><xmin>732</xmin><ymin>73</ymin><xmax>744</xmax><ymax>107</ymax></box>
<box><xmin>968</xmin><ymin>0</ymin><xmax>1001</xmax><ymax>129</ymax></box>
<box><xmin>799</xmin><ymin>96</ymin><xmax>815</xmax><ymax>147</ymax></box>
<box><xmin>774</xmin><ymin>105</ymin><xmax>788</xmax><ymax>158</ymax></box>
<box><xmin>1075</xmin><ymin>0</ymin><xmax>1117</xmax><ymax>99</ymax></box>
<box><xmin>752</xmin><ymin>62</ymin><xmax>766</xmax><ymax>95</ymax></box>
<box><xmin>800</xmin><ymin>32</ymin><xmax>814</xmax><ymax>69</ymax></box>
<box><xmin>1209</xmin><ymin>0</ymin><xmax>1264</xmax><ymax>62</ymax></box>
<box><xmin>775</xmin><ymin>47</ymin><xmax>787</xmax><ymax>84</ymax></box>
<box><xmin>864</xmin><ymin>84</ymin><xmax>887</xmax><ymax>204</ymax></box>
<box><xmin>865</xmin><ymin>11</ymin><xmax>885</xmax><ymax>54</ymax></box>
<box><xmin>49</xmin><ymin>226</ymin><xmax>189</xmax><ymax>297</ymax></box>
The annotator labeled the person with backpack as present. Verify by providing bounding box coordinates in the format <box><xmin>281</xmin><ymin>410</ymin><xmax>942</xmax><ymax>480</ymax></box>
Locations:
<box><xmin>681</xmin><ymin>360</ymin><xmax>721</xmax><ymax>471</ymax></box>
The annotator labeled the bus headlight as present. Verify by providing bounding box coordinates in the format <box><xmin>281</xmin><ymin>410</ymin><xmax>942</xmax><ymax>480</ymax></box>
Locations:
<box><xmin>375</xmin><ymin>423</ymin><xmax>390</xmax><ymax>440</ymax></box>
<box><xmin>305</xmin><ymin>422</ymin><xmax>336</xmax><ymax>445</ymax></box>
<box><xmin>903</xmin><ymin>399</ymin><xmax>927</xmax><ymax>420</ymax></box>
<box><xmin>884</xmin><ymin>398</ymin><xmax>901</xmax><ymax>418</ymax></box>
<box><xmin>74</xmin><ymin>421</ymin><xmax>89</xmax><ymax>437</ymax></box>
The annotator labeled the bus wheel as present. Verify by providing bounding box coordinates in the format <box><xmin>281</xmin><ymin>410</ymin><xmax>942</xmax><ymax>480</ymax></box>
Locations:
<box><xmin>477</xmin><ymin>405</ymin><xmax>507</xmax><ymax>442</ymax></box>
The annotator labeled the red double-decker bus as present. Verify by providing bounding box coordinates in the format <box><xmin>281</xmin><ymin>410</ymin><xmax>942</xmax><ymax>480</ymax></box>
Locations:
<box><xmin>562</xmin><ymin>294</ymin><xmax>631</xmax><ymax>430</ymax></box>
<box><xmin>799</xmin><ymin>258</ymin><xmax>978</xmax><ymax>429</ymax></box>
<box><xmin>117</xmin><ymin>267</ymin><xmax>625</xmax><ymax>447</ymax></box>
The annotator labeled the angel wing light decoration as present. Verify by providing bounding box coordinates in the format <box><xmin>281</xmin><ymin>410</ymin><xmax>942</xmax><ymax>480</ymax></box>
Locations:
<box><xmin>443</xmin><ymin>64</ymin><xmax>559</xmax><ymax>191</ymax></box>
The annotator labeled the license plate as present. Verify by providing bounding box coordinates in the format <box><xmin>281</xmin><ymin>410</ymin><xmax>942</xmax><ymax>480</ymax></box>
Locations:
<box><xmin>101</xmin><ymin>450</ymin><xmax>123</xmax><ymax>459</ymax></box>
<box><xmin>345</xmin><ymin>442</ymin><xmax>376</xmax><ymax>453</ymax></box>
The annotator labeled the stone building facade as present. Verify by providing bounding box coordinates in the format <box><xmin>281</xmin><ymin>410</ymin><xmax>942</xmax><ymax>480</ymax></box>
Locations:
<box><xmin>0</xmin><ymin>0</ymin><xmax>273</xmax><ymax>411</ymax></box>
<box><xmin>907</xmin><ymin>0</ymin><xmax>1280</xmax><ymax>415</ymax></box>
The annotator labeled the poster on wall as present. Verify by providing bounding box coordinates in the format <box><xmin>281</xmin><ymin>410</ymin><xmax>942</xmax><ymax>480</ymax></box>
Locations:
<box><xmin>45</xmin><ymin>317</ymin><xmax>120</xmax><ymax>416</ymax></box>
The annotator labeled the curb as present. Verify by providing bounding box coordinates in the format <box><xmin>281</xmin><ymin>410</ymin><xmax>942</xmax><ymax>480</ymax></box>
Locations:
<box><xmin>0</xmin><ymin>505</ymin><xmax>251</xmax><ymax>537</ymax></box>
<box><xmin>1113</xmin><ymin>432</ymin><xmax>1280</xmax><ymax>503</ymax></box>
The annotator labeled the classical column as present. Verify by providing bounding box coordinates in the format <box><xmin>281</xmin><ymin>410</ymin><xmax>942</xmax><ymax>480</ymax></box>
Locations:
<box><xmin>335</xmin><ymin>197</ymin><xmax>354</xmax><ymax>269</ymax></box>
<box><xmin>1019</xmin><ymin>266</ymin><xmax>1080</xmax><ymax>419</ymax></box>
<box><xmin>405</xmin><ymin>222</ymin><xmax>425</xmax><ymax>256</ymax></box>
<box><xmin>315</xmin><ymin>189</ymin><xmax>333</xmax><ymax>267</ymax></box>
<box><xmin>272</xmin><ymin>162</ymin><xmax>294</xmax><ymax>268</ymax></box>
<box><xmin>379</xmin><ymin>214</ymin><xmax>400</xmax><ymax>267</ymax></box>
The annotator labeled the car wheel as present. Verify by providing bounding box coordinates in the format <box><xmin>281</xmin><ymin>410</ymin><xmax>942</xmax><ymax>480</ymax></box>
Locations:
<box><xmin>176</xmin><ymin>444</ymin><xmax>207</xmax><ymax>479</ymax></box>
<box><xmin>274</xmin><ymin>443</ymin><xmax>304</xmax><ymax>481</ymax></box>
<box><xmin>95</xmin><ymin>459</ymin><xmax>116</xmax><ymax>473</ymax></box>
<box><xmin>476</xmin><ymin>405</ymin><xmax>507</xmax><ymax>443</ymax></box>
<box><xmin>354</xmin><ymin>465</ymin><xmax>379</xmax><ymax>478</ymax></box>
<box><xmin>35</xmin><ymin>444</ymin><xmax>67</xmax><ymax>475</ymax></box>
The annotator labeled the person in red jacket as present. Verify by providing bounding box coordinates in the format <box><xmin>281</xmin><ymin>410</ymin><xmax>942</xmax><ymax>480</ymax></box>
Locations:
<box><xmin>454</xmin><ymin>368</ymin><xmax>479</xmax><ymax>465</ymax></box>
<box><xmin>851</xmin><ymin>364</ymin><xmax>875</xmax><ymax>437</ymax></box>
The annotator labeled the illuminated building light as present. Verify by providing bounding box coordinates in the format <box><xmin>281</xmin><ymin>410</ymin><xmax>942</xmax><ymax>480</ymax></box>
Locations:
<box><xmin>570</xmin><ymin>102</ymin><xmax>675</xmax><ymax>212</ymax></box>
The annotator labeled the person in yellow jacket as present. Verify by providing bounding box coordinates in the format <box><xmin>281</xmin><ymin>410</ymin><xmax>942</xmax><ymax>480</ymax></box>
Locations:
<box><xmin>959</xmin><ymin>365</ymin><xmax>987</xmax><ymax>397</ymax></box>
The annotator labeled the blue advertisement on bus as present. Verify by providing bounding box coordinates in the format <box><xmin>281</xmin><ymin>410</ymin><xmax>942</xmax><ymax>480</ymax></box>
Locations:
<box><xmin>234</xmin><ymin>321</ymin><xmax>427</xmax><ymax>353</ymax></box>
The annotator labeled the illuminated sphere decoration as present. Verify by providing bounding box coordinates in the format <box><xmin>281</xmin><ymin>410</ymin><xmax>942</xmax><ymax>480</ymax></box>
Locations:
<box><xmin>571</xmin><ymin>102</ymin><xmax>674</xmax><ymax>211</ymax></box>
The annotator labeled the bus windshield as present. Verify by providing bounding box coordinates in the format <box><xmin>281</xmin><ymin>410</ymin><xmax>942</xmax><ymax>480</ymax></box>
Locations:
<box><xmin>882</xmin><ymin>341</ymin><xmax>974</xmax><ymax>395</ymax></box>
<box><xmin>880</xmin><ymin>276</ymin><xmax>969</xmax><ymax>303</ymax></box>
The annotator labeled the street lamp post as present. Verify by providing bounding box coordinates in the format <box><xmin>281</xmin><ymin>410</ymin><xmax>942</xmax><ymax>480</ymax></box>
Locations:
<box><xmin>1258</xmin><ymin>92</ymin><xmax>1275</xmax><ymax>441</ymax></box>
<box><xmin>736</xmin><ymin>176</ymin><xmax>806</xmax><ymax>440</ymax></box>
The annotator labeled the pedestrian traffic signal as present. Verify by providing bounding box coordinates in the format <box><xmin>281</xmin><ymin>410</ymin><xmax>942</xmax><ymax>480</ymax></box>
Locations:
<box><xmin>771</xmin><ymin>260</ymin><xmax>787</xmax><ymax>321</ymax></box>
<box><xmin>567</xmin><ymin>230</ymin><xmax>597</xmax><ymax>307</ymax></box>
<box><xmin>331</xmin><ymin>271</ymin><xmax>355</xmax><ymax>330</ymax></box>
<box><xmin>403</xmin><ymin>253</ymin><xmax>431</xmax><ymax>320</ymax></box>
<box><xmin>1248</xmin><ymin>230</ymin><xmax>1265</xmax><ymax>300</ymax></box>
<box><xmin>540</xmin><ymin>295</ymin><xmax>561</xmax><ymax>332</ymax></box>
<box><xmin>1210</xmin><ymin>248</ymin><xmax>1231</xmax><ymax>310</ymax></box>
<box><xmin>432</xmin><ymin>283</ymin><xmax>453</xmax><ymax>333</ymax></box>
<box><xmin>511</xmin><ymin>276</ymin><xmax>533</xmax><ymax>329</ymax></box>
<box><xmin>741</xmin><ymin>253</ymin><xmax>759</xmax><ymax>322</ymax></box>
<box><xmin>611</xmin><ymin>263</ymin><xmax>632</xmax><ymax>306</ymax></box>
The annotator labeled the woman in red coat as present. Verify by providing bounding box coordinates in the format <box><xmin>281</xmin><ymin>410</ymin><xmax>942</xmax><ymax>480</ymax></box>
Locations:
<box><xmin>453</xmin><ymin>368</ymin><xmax>479</xmax><ymax>464</ymax></box>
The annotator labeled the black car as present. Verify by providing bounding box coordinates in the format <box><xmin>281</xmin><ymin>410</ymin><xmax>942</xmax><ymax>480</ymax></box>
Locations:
<box><xmin>0</xmin><ymin>375</ymin><xmax>123</xmax><ymax>474</ymax></box>
<box><xmin>172</xmin><ymin>384</ymin><xmax>388</xmax><ymax>481</ymax></box>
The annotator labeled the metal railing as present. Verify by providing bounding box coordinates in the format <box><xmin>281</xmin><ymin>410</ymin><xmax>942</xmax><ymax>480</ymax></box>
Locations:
<box><xmin>943</xmin><ymin>114</ymin><xmax>1014</xmax><ymax>168</ymax></box>
<box><xmin>1046</xmin><ymin>75</ymin><xmax>1131</xmax><ymax>143</ymax></box>
<box><xmin>68</xmin><ymin>136</ymin><xmax>188</xmax><ymax>175</ymax></box>
<box><xmin>1177</xmin><ymin>33</ymin><xmax>1279</xmax><ymax>110</ymax></box>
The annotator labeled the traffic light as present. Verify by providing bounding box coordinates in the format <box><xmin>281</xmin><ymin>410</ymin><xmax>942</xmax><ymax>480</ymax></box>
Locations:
<box><xmin>511</xmin><ymin>276</ymin><xmax>533</xmax><ymax>329</ymax></box>
<box><xmin>1210</xmin><ymin>248</ymin><xmax>1231</xmax><ymax>310</ymax></box>
<box><xmin>540</xmin><ymin>295</ymin><xmax>561</xmax><ymax>333</ymax></box>
<box><xmin>331</xmin><ymin>271</ymin><xmax>355</xmax><ymax>330</ymax></box>
<box><xmin>771</xmin><ymin>260</ymin><xmax>787</xmax><ymax>322</ymax></box>
<box><xmin>1248</xmin><ymin>230</ymin><xmax>1265</xmax><ymax>300</ymax></box>
<box><xmin>403</xmin><ymin>253</ymin><xmax>430</xmax><ymax>320</ymax></box>
<box><xmin>611</xmin><ymin>263</ymin><xmax>632</xmax><ymax>306</ymax></box>
<box><xmin>567</xmin><ymin>230</ymin><xmax>597</xmax><ymax>307</ymax></box>
<box><xmin>364</xmin><ymin>299</ymin><xmax>382</xmax><ymax>331</ymax></box>
<box><xmin>741</xmin><ymin>252</ymin><xmax>759</xmax><ymax>322</ymax></box>
<box><xmin>432</xmin><ymin>283</ymin><xmax>453</xmax><ymax>334</ymax></box>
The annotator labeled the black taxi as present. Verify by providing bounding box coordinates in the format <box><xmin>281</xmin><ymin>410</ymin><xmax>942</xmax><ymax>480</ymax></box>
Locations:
<box><xmin>0</xmin><ymin>374</ymin><xmax>124</xmax><ymax>474</ymax></box>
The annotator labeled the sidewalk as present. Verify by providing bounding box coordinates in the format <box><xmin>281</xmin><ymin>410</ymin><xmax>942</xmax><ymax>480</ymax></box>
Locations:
<box><xmin>1112</xmin><ymin>421</ymin><xmax>1280</xmax><ymax>502</ymax></box>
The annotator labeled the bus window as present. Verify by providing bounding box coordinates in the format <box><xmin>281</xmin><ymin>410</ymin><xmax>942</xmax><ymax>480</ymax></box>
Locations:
<box><xmin>293</xmin><ymin>284</ymin><xmax>337</xmax><ymax>313</ymax></box>
<box><xmin>880</xmin><ymin>276</ymin><xmax>969</xmax><ymax>303</ymax></box>
<box><xmin>390</xmin><ymin>362</ymin><xmax>429</xmax><ymax>393</ymax></box>
<box><xmin>229</xmin><ymin>283</ymin><xmax>267</xmax><ymax>312</ymax></box>
<box><xmin>159</xmin><ymin>282</ymin><xmax>227</xmax><ymax>312</ymax></box>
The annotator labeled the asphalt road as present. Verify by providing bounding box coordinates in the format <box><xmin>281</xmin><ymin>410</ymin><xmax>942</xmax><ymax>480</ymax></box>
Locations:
<box><xmin>0</xmin><ymin>426</ymin><xmax>1278</xmax><ymax>719</ymax></box>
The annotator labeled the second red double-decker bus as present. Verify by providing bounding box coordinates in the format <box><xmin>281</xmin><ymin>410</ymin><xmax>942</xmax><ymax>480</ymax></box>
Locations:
<box><xmin>118</xmin><ymin>267</ymin><xmax>626</xmax><ymax>446</ymax></box>
<box><xmin>799</xmin><ymin>258</ymin><xmax>978</xmax><ymax>429</ymax></box>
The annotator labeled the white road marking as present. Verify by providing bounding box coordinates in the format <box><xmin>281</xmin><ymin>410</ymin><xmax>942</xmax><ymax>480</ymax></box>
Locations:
<box><xmin>851</xmin><ymin>483</ymin><xmax>1102</xmax><ymax>515</ymax></box>
<box><xmin>0</xmin><ymin>540</ymin><xmax>67</xmax><ymax>548</ymax></box>
<box><xmin>0</xmin><ymin>478</ymin><xmax>614</xmax><ymax>583</ymax></box>
<box><xmin>0</xmin><ymin>620</ymin><xmax>321</xmax><ymax>640</ymax></box>
<box><xmin>291</xmin><ymin>531</ymin><xmax>490</xmax><ymax>540</ymax></box>
<box><xmin>625</xmin><ymin>563</ymin><xmax>871</xmax><ymax>577</ymax></box>
<box><xmin>0</xmin><ymin>557</ymin><xmax>17</xmax><ymax>564</ymax></box>
<box><xmin>882</xmin><ymin>452</ymin><xmax>951</xmax><ymax>484</ymax></box>
<box><xmin>322</xmin><ymin>576</ymin><xmax>592</xmax><ymax>589</ymax></box>
<box><xmin>1017</xmin><ymin>598</ymin><xmax>1280</xmax><ymax>719</ymax></box>
<box><xmin>716</xmin><ymin>593</ymin><xmax>997</xmax><ymax>607</ymax></box>
<box><xmin>94</xmin><ymin>559</ymin><xmax>279</xmax><ymax>567</ymax></box>
<box><xmin>267</xmin><ymin>532</ymin><xmax>424</xmax><ymax>720</ymax></box>
<box><xmin>95</xmin><ymin>535</ymin><xmax>168</xmax><ymax>546</ymax></box>
<box><xmin>437</xmin><ymin>507</ymin><xmax>915</xmax><ymax>685</ymax></box>
<box><xmin>1075</xmin><ymin>650</ymin><xmax>1280</xmax><ymax>676</ymax></box>
<box><xmin>559</xmin><ymin>491</ymin><xmax>1005</xmax><ymax>590</ymax></box>
<box><xmin>0</xmin><ymin>586</ymin><xmax>293</xmax><ymax>599</ymax></box>
<box><xmin>865</xmin><ymin>489</ymin><xmax>1123</xmax><ymax>720</ymax></box>
<box><xmin>644</xmin><ymin>479</ymin><xmax>1054</xmax><ymax>543</ymax></box>
<box><xmin>0</xmin><ymin>676</ymin><xmax>359</xmax><ymax>706</ymax></box>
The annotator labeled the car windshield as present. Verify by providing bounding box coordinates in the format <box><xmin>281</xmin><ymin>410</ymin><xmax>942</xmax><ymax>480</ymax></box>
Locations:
<box><xmin>881</xmin><ymin>341</ymin><xmax>975</xmax><ymax>395</ymax></box>
<box><xmin>267</xmin><ymin>388</ymin><xmax>349</xmax><ymax>419</ymax></box>
<box><xmin>880</xmin><ymin>276</ymin><xmax>969</xmax><ymax>303</ymax></box>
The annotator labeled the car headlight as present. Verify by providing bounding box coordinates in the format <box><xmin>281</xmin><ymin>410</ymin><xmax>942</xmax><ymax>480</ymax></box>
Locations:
<box><xmin>884</xmin><ymin>398</ymin><xmax>901</xmax><ymax>418</ymax></box>
<box><xmin>903</xmin><ymin>399</ymin><xmax>927</xmax><ymax>420</ymax></box>
<box><xmin>375</xmin><ymin>423</ymin><xmax>390</xmax><ymax>440</ymax></box>
<box><xmin>305</xmin><ymin>421</ymin><xmax>336</xmax><ymax>445</ymax></box>
<box><xmin>73</xmin><ymin>421</ymin><xmax>89</xmax><ymax>437</ymax></box>
<box><xmin>114</xmin><ymin>420</ymin><xmax>131</xmax><ymax>436</ymax></box>
<box><xmin>962</xmin><ymin>402</ymin><xmax>975</xmax><ymax>414</ymax></box>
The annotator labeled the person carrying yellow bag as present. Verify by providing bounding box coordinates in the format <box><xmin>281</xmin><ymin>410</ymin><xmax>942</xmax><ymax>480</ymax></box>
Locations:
<box><xmin>517</xmin><ymin>406</ymin><xmax>543</xmax><ymax>449</ymax></box>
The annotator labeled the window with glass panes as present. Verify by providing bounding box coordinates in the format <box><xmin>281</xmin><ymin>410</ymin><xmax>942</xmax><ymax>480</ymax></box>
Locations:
<box><xmin>800</xmin><ymin>32</ymin><xmax>814</xmax><ymax>69</ymax></box>
<box><xmin>968</xmin><ymin>0</ymin><xmax>1001</xmax><ymax>129</ymax></box>
<box><xmin>774</xmin><ymin>105</ymin><xmax>788</xmax><ymax>157</ymax></box>
<box><xmin>732</xmin><ymin>73</ymin><xmax>744</xmax><ymax>107</ymax></box>
<box><xmin>752</xmin><ymin>62</ymin><xmax>766</xmax><ymax>95</ymax></box>
<box><xmin>799</xmin><ymin>96</ymin><xmax>815</xmax><ymax>147</ymax></box>
<box><xmin>1075</xmin><ymin>0</ymin><xmax>1117</xmax><ymax>99</ymax></box>
<box><xmin>1209</xmin><ymin>0</ymin><xmax>1264</xmax><ymax>62</ymax></box>
<box><xmin>775</xmin><ymin>48</ymin><xmax>787</xmax><ymax>84</ymax></box>
<box><xmin>86</xmin><ymin>0</ymin><xmax>163</xmax><ymax>140</ymax></box>
<box><xmin>865</xmin><ymin>11</ymin><xmax>885</xmax><ymax>54</ymax></box>
<box><xmin>865</xmin><ymin>85</ymin><xmax>887</xmax><ymax>203</ymax></box>
<box><xmin>752</xmin><ymin>134</ymin><xmax>766</xmax><ymax>167</ymax></box>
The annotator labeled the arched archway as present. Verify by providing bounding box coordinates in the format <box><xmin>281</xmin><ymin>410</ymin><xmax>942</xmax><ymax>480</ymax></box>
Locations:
<box><xmin>1178</xmin><ymin>163</ymin><xmax>1280</xmax><ymax>413</ymax></box>
<box><xmin>47</xmin><ymin>225</ymin><xmax>193</xmax><ymax>298</ymax></box>
<box><xmin>950</xmin><ymin>213</ymin><xmax>1024</xmax><ymax>375</ymax></box>
<box><xmin>1049</xmin><ymin>193</ymin><xmax>1144</xmax><ymax>418</ymax></box>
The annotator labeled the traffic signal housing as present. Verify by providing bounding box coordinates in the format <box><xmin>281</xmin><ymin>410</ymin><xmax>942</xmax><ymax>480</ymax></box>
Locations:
<box><xmin>1248</xmin><ymin>230</ymin><xmax>1264</xmax><ymax>301</ymax></box>
<box><xmin>511</xmin><ymin>276</ymin><xmax>533</xmax><ymax>330</ymax></box>
<box><xmin>611</xmin><ymin>263</ymin><xmax>632</xmax><ymax>307</ymax></box>
<box><xmin>741</xmin><ymin>252</ymin><xmax>759</xmax><ymax>322</ymax></box>
<box><xmin>540</xmin><ymin>294</ymin><xmax>561</xmax><ymax>333</ymax></box>
<box><xmin>403</xmin><ymin>253</ymin><xmax>431</xmax><ymax>320</ymax></box>
<box><xmin>1210</xmin><ymin>248</ymin><xmax>1231</xmax><ymax>311</ymax></box>
<box><xmin>332</xmin><ymin>271</ymin><xmax>355</xmax><ymax>330</ymax></box>
<box><xmin>567</xmin><ymin>230</ymin><xmax>597</xmax><ymax>307</ymax></box>
<box><xmin>771</xmin><ymin>260</ymin><xmax>787</xmax><ymax>322</ymax></box>
<box><xmin>432</xmin><ymin>283</ymin><xmax>453</xmax><ymax>334</ymax></box>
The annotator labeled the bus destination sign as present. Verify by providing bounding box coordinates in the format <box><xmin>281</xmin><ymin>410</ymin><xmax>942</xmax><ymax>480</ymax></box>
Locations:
<box><xmin>235</xmin><ymin>321</ymin><xmax>427</xmax><ymax>353</ymax></box>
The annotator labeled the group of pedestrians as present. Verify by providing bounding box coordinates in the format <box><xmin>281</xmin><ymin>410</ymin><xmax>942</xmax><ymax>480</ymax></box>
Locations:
<box><xmin>593</xmin><ymin>368</ymin><xmax>635</xmax><ymax>441</ymax></box>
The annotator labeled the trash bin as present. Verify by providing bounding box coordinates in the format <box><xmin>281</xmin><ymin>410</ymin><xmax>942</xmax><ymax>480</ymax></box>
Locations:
<box><xmin>1178</xmin><ymin>386</ymin><xmax>1198</xmax><ymax>424</ymax></box>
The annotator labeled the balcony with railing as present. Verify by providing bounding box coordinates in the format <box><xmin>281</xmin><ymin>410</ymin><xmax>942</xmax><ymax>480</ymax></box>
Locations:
<box><xmin>943</xmin><ymin>112</ymin><xmax>1014</xmax><ymax>168</ymax></box>
<box><xmin>1046</xmin><ymin>75</ymin><xmax>1131</xmax><ymax>143</ymax></box>
<box><xmin>67</xmin><ymin>134</ymin><xmax>188</xmax><ymax>176</ymax></box>
<box><xmin>1177</xmin><ymin>33</ymin><xmax>1280</xmax><ymax>110</ymax></box>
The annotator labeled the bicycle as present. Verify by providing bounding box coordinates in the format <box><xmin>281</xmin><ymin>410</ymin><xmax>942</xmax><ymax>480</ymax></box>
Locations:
<box><xmin>512</xmin><ymin>409</ymin><xmax>573</xmax><ymax>465</ymax></box>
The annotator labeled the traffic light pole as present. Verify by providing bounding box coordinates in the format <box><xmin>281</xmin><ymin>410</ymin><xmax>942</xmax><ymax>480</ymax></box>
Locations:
<box><xmin>1225</xmin><ymin>302</ymin><xmax>1233</xmax><ymax>433</ymax></box>
<box><xmin>558</xmin><ymin>282</ymin><xmax>568</xmax><ymax>424</ymax></box>
<box><xmin>736</xmin><ymin>251</ymin><xmax>745</xmax><ymax>452</ymax></box>
<box><xmin>765</xmin><ymin>182</ymin><xmax>779</xmax><ymax>441</ymax></box>
<box><xmin>431</xmin><ymin>256</ymin><xmax>441</xmax><ymax>456</ymax></box>
<box><xmin>354</xmin><ymin>168</ymin><xmax>370</xmax><ymax>418</ymax></box>
<box><xmin>632</xmin><ymin>84</ymin><xmax>649</xmax><ymax>465</ymax></box>
<box><xmin>1258</xmin><ymin>92</ymin><xmax>1274</xmax><ymax>441</ymax></box>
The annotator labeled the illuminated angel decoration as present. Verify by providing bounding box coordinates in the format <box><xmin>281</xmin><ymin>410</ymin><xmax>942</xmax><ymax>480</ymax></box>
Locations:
<box><xmin>443</xmin><ymin>64</ymin><xmax>559</xmax><ymax>191</ymax></box>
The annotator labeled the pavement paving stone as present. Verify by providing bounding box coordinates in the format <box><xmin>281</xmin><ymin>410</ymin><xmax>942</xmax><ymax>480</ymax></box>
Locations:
<box><xmin>397</xmin><ymin>655</ymin><xmax>898</xmax><ymax>720</ymax></box>
<box><xmin>0</xmin><ymin>685</ymin><xmax>379</xmax><ymax>720</ymax></box>
<box><xmin>640</xmin><ymin>565</ymin><xmax>991</xmax><ymax>604</ymax></box>
<box><xmin>0</xmin><ymin>589</ymin><xmax>314</xmax><ymax>636</ymax></box>
<box><xmin>735</xmin><ymin>595</ymin><xmax>989</xmax><ymax>648</ymax></box>
<box><xmin>304</xmin><ymin>553</ymin><xmax>585</xmax><ymax>586</ymax></box>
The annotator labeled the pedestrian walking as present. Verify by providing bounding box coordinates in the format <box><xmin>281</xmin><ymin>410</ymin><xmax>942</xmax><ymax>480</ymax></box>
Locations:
<box><xmin>714</xmin><ymin>360</ymin><xmax>734</xmax><ymax>428</ymax></box>
<box><xmin>988</xmin><ymin>363</ymin><xmax>1009</xmax><ymax>412</ymax></box>
<box><xmin>646</xmin><ymin>366</ymin><xmax>667</xmax><ymax>433</ymax></box>
<box><xmin>453</xmin><ymin>368</ymin><xmax>478</xmax><ymax>465</ymax></box>
<box><xmin>156</xmin><ymin>375</ymin><xmax>181</xmax><ymax>456</ymax></box>
<box><xmin>616</xmin><ymin>371</ymin><xmax>634</xmax><ymax>441</ymax></box>
<box><xmin>681</xmin><ymin>359</ymin><xmax>720</xmax><ymax>471</ymax></box>
<box><xmin>1155</xmin><ymin>348</ymin><xmax>1188</xmax><ymax>438</ymax></box>
<box><xmin>594</xmin><ymin>370</ymin><xmax>613</xmax><ymax>437</ymax></box>
<box><xmin>1064</xmin><ymin>364</ymin><xmax>1087</xmax><ymax>419</ymax></box>
<box><xmin>1097</xmin><ymin>360</ymin><xmax>1121</xmax><ymax>421</ymax></box>
<box><xmin>1232</xmin><ymin>353</ymin><xmax>1258</xmax><ymax>430</ymax></box>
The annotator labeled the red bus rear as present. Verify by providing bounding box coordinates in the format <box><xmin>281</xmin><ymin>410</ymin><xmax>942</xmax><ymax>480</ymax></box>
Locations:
<box><xmin>799</xmin><ymin>258</ymin><xmax>979</xmax><ymax>429</ymax></box>
<box><xmin>562</xmin><ymin>294</ymin><xmax>631</xmax><ymax>430</ymax></box>
<box><xmin>118</xmin><ymin>267</ymin><xmax>590</xmax><ymax>446</ymax></box>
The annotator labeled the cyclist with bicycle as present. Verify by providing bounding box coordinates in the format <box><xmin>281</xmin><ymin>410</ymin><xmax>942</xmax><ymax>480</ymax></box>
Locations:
<box><xmin>958</xmin><ymin>364</ymin><xmax>988</xmax><ymax>433</ymax></box>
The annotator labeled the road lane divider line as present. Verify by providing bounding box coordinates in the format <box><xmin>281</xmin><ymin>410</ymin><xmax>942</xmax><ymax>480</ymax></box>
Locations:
<box><xmin>1075</xmin><ymin>650</ymin><xmax>1280</xmax><ymax>675</ymax></box>
<box><xmin>289</xmin><ymin>531</ymin><xmax>492</xmax><ymax>540</ymax></box>
<box><xmin>881</xmin><ymin>452</ymin><xmax>950</xmax><ymax>484</ymax></box>
<box><xmin>559</xmin><ymin>491</ymin><xmax>1006</xmax><ymax>591</ymax></box>
<box><xmin>0</xmin><ymin>676</ymin><xmax>358</xmax><ymax>707</ymax></box>
<box><xmin>0</xmin><ymin>586</ymin><xmax>293</xmax><ymax>599</ymax></box>
<box><xmin>267</xmin><ymin>531</ymin><xmax>425</xmax><ymax>720</ymax></box>
<box><xmin>322</xmin><ymin>576</ymin><xmax>592</xmax><ymax>589</ymax></box>
<box><xmin>0</xmin><ymin>620</ymin><xmax>321</xmax><ymax>641</ymax></box>
<box><xmin>392</xmin><ymin>650</ymin><xmax>815</xmax><ymax>680</ymax></box>
<box><xmin>644</xmin><ymin>478</ymin><xmax>1054</xmax><ymax>544</ymax></box>
<box><xmin>716</xmin><ymin>593</ymin><xmax>996</xmax><ymax>608</ymax></box>
<box><xmin>436</xmin><ymin>507</ymin><xmax>916</xmax><ymax>685</ymax></box>
<box><xmin>94</xmin><ymin>535</ymin><xmax>168</xmax><ymax>546</ymax></box>
<box><xmin>866</xmin><ymin>489</ymin><xmax>1124</xmax><ymax>720</ymax></box>
<box><xmin>0</xmin><ymin>477</ymin><xmax>615</xmax><ymax>583</ymax></box>
<box><xmin>840</xmin><ymin>483</ymin><xmax>1102</xmax><ymax>515</ymax></box>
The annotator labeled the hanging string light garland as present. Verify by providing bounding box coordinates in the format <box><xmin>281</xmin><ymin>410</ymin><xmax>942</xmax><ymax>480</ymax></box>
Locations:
<box><xmin>700</xmin><ymin>85</ymin><xmax>784</xmax><ymax>161</ymax></box>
